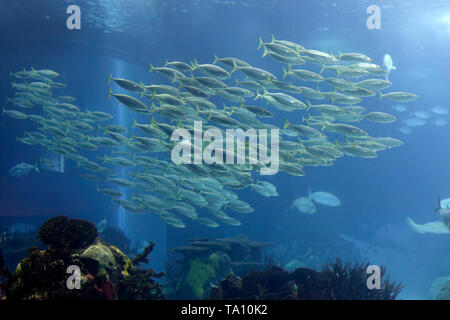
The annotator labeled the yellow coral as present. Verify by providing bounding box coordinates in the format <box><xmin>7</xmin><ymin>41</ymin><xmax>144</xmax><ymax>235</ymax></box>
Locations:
<box><xmin>81</xmin><ymin>244</ymin><xmax>115</xmax><ymax>276</ymax></box>
<box><xmin>109</xmin><ymin>245</ymin><xmax>133</xmax><ymax>277</ymax></box>
<box><xmin>185</xmin><ymin>253</ymin><xmax>220</xmax><ymax>299</ymax></box>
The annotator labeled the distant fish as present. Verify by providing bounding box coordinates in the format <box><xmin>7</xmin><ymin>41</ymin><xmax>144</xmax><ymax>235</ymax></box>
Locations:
<box><xmin>96</xmin><ymin>218</ymin><xmax>107</xmax><ymax>233</ymax></box>
<box><xmin>308</xmin><ymin>189</ymin><xmax>341</xmax><ymax>207</ymax></box>
<box><xmin>292</xmin><ymin>196</ymin><xmax>316</xmax><ymax>214</ymax></box>
<box><xmin>413</xmin><ymin>110</ymin><xmax>430</xmax><ymax>119</ymax></box>
<box><xmin>7</xmin><ymin>223</ymin><xmax>36</xmax><ymax>239</ymax></box>
<box><xmin>382</xmin><ymin>54</ymin><xmax>396</xmax><ymax>81</ymax></box>
<box><xmin>8</xmin><ymin>162</ymin><xmax>39</xmax><ymax>177</ymax></box>
<box><xmin>392</xmin><ymin>104</ymin><xmax>406</xmax><ymax>113</ymax></box>
<box><xmin>431</xmin><ymin>106</ymin><xmax>448</xmax><ymax>115</ymax></box>
<box><xmin>406</xmin><ymin>217</ymin><xmax>449</xmax><ymax>234</ymax></box>
<box><xmin>404</xmin><ymin>117</ymin><xmax>426</xmax><ymax>127</ymax></box>
<box><xmin>398</xmin><ymin>126</ymin><xmax>412</xmax><ymax>134</ymax></box>
<box><xmin>434</xmin><ymin>118</ymin><xmax>448</xmax><ymax>126</ymax></box>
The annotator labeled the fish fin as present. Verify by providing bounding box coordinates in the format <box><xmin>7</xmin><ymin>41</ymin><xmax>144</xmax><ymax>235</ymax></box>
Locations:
<box><xmin>107</xmin><ymin>87</ymin><xmax>112</xmax><ymax>99</ymax></box>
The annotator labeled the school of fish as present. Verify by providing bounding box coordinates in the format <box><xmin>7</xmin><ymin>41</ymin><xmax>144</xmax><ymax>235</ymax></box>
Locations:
<box><xmin>3</xmin><ymin>36</ymin><xmax>415</xmax><ymax>229</ymax></box>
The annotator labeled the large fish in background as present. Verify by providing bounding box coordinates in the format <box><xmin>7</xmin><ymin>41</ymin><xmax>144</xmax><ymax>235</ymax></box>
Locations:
<box><xmin>407</xmin><ymin>197</ymin><xmax>450</xmax><ymax>234</ymax></box>
<box><xmin>383</xmin><ymin>54</ymin><xmax>396</xmax><ymax>81</ymax></box>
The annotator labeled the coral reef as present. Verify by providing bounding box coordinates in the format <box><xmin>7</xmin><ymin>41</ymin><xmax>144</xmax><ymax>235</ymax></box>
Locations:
<box><xmin>436</xmin><ymin>279</ymin><xmax>450</xmax><ymax>300</ymax></box>
<box><xmin>269</xmin><ymin>239</ymin><xmax>361</xmax><ymax>271</ymax></box>
<box><xmin>210</xmin><ymin>258</ymin><xmax>404</xmax><ymax>300</ymax></box>
<box><xmin>132</xmin><ymin>242</ymin><xmax>155</xmax><ymax>265</ymax></box>
<box><xmin>3</xmin><ymin>215</ymin><xmax>164</xmax><ymax>300</ymax></box>
<box><xmin>168</xmin><ymin>235</ymin><xmax>273</xmax><ymax>299</ymax></box>
<box><xmin>0</xmin><ymin>251</ymin><xmax>8</xmax><ymax>299</ymax></box>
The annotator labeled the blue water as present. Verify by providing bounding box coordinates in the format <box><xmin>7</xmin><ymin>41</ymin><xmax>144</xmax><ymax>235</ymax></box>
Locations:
<box><xmin>1</xmin><ymin>0</ymin><xmax>450</xmax><ymax>299</ymax></box>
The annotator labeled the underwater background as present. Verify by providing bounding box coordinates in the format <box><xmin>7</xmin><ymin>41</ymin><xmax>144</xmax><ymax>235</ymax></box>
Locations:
<box><xmin>0</xmin><ymin>0</ymin><xmax>449</xmax><ymax>300</ymax></box>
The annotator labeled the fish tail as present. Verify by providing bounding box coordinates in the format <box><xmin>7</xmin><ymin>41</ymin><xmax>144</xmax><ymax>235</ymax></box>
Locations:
<box><xmin>108</xmin><ymin>74</ymin><xmax>112</xmax><ymax>85</ymax></box>
<box><xmin>164</xmin><ymin>58</ymin><xmax>169</xmax><ymax>67</ymax></box>
<box><xmin>231</xmin><ymin>60</ymin><xmax>237</xmax><ymax>73</ymax></box>
<box><xmin>271</xmin><ymin>34</ymin><xmax>276</xmax><ymax>42</ymax></box>
<box><xmin>262</xmin><ymin>46</ymin><xmax>268</xmax><ymax>58</ymax></box>
<box><xmin>257</xmin><ymin>36</ymin><xmax>264</xmax><ymax>50</ymax></box>
<box><xmin>319</xmin><ymin>65</ymin><xmax>325</xmax><ymax>74</ymax></box>
<box><xmin>334</xmin><ymin>139</ymin><xmax>340</xmax><ymax>147</ymax></box>
<box><xmin>255</xmin><ymin>91</ymin><xmax>261</xmax><ymax>101</ymax></box>
<box><xmin>282</xmin><ymin>119</ymin><xmax>290</xmax><ymax>129</ymax></box>
<box><xmin>107</xmin><ymin>87</ymin><xmax>112</xmax><ymax>99</ymax></box>
<box><xmin>34</xmin><ymin>162</ymin><xmax>40</xmax><ymax>173</ymax></box>
<box><xmin>132</xmin><ymin>118</ymin><xmax>137</xmax><ymax>128</ymax></box>
<box><xmin>377</xmin><ymin>90</ymin><xmax>384</xmax><ymax>100</ymax></box>
<box><xmin>213</xmin><ymin>53</ymin><xmax>219</xmax><ymax>64</ymax></box>
<box><xmin>306</xmin><ymin>99</ymin><xmax>312</xmax><ymax>111</ymax></box>
<box><xmin>148</xmin><ymin>64</ymin><xmax>154</xmax><ymax>72</ymax></box>
<box><xmin>190</xmin><ymin>59</ymin><xmax>199</xmax><ymax>71</ymax></box>
<box><xmin>282</xmin><ymin>67</ymin><xmax>288</xmax><ymax>79</ymax></box>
